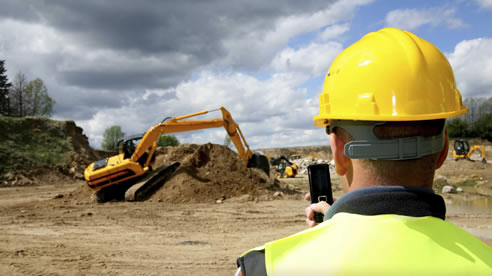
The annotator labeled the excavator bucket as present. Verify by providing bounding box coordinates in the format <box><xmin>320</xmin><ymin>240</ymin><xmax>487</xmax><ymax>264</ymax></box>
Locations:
<box><xmin>247</xmin><ymin>152</ymin><xmax>270</xmax><ymax>176</ymax></box>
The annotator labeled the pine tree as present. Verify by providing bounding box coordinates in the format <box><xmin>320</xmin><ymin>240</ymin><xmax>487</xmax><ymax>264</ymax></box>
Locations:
<box><xmin>0</xmin><ymin>60</ymin><xmax>12</xmax><ymax>116</ymax></box>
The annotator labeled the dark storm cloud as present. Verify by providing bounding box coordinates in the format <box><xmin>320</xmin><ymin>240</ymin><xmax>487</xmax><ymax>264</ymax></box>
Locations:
<box><xmin>52</xmin><ymin>87</ymin><xmax>127</xmax><ymax>120</ymax></box>
<box><xmin>59</xmin><ymin>68</ymin><xmax>187</xmax><ymax>90</ymax></box>
<box><xmin>1</xmin><ymin>0</ymin><xmax>332</xmax><ymax>54</ymax></box>
<box><xmin>0</xmin><ymin>0</ymin><xmax>335</xmax><ymax>90</ymax></box>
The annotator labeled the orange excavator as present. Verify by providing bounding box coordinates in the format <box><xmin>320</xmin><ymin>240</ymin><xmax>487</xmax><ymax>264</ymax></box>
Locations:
<box><xmin>84</xmin><ymin>107</ymin><xmax>270</xmax><ymax>202</ymax></box>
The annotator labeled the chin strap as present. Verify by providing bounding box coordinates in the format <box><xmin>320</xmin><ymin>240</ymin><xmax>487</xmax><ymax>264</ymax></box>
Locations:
<box><xmin>328</xmin><ymin>120</ymin><xmax>444</xmax><ymax>160</ymax></box>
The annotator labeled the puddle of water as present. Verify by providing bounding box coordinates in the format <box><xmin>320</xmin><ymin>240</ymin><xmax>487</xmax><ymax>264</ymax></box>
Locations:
<box><xmin>445</xmin><ymin>196</ymin><xmax>492</xmax><ymax>242</ymax></box>
<box><xmin>446</xmin><ymin>197</ymin><xmax>492</xmax><ymax>216</ymax></box>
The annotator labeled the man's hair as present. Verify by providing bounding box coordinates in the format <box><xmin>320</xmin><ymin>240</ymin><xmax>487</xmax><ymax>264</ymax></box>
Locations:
<box><xmin>329</xmin><ymin>119</ymin><xmax>446</xmax><ymax>184</ymax></box>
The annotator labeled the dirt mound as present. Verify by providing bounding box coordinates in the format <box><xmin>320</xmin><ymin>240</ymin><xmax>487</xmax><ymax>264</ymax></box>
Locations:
<box><xmin>150</xmin><ymin>143</ymin><xmax>301</xmax><ymax>203</ymax></box>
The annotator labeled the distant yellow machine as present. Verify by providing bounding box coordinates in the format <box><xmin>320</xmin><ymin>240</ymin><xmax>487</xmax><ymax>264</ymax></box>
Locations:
<box><xmin>308</xmin><ymin>152</ymin><xmax>319</xmax><ymax>159</ymax></box>
<box><xmin>271</xmin><ymin>156</ymin><xmax>299</xmax><ymax>178</ymax></box>
<box><xmin>290</xmin><ymin>154</ymin><xmax>302</xmax><ymax>161</ymax></box>
<box><xmin>452</xmin><ymin>139</ymin><xmax>486</xmax><ymax>164</ymax></box>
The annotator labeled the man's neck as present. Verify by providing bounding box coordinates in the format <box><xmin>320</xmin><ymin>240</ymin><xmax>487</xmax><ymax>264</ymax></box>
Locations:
<box><xmin>347</xmin><ymin>160</ymin><xmax>434</xmax><ymax>192</ymax></box>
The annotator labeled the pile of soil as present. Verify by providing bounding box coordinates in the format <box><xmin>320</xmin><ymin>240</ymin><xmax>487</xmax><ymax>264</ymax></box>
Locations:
<box><xmin>149</xmin><ymin>143</ymin><xmax>301</xmax><ymax>203</ymax></box>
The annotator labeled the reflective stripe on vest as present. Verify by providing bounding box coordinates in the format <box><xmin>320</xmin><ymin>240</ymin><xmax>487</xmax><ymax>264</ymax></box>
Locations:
<box><xmin>263</xmin><ymin>213</ymin><xmax>492</xmax><ymax>275</ymax></box>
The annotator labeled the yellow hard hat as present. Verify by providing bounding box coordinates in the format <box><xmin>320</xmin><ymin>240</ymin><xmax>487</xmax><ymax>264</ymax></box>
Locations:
<box><xmin>313</xmin><ymin>28</ymin><xmax>468</xmax><ymax>127</ymax></box>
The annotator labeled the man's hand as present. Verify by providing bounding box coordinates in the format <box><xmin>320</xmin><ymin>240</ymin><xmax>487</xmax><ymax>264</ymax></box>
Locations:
<box><xmin>304</xmin><ymin>193</ymin><xmax>333</xmax><ymax>227</ymax></box>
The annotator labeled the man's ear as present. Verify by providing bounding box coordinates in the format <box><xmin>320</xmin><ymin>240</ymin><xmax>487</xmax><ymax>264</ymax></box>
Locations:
<box><xmin>435</xmin><ymin>130</ymin><xmax>449</xmax><ymax>169</ymax></box>
<box><xmin>329</xmin><ymin>131</ymin><xmax>351</xmax><ymax>176</ymax></box>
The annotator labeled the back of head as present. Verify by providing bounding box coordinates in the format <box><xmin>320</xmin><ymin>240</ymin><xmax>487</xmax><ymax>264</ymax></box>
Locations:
<box><xmin>313</xmin><ymin>28</ymin><xmax>468</xmax><ymax>186</ymax></box>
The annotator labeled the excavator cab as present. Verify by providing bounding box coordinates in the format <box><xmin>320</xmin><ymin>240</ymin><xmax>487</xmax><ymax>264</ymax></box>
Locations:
<box><xmin>118</xmin><ymin>133</ymin><xmax>156</xmax><ymax>167</ymax></box>
<box><xmin>453</xmin><ymin>140</ymin><xmax>469</xmax><ymax>156</ymax></box>
<box><xmin>119</xmin><ymin>134</ymin><xmax>144</xmax><ymax>159</ymax></box>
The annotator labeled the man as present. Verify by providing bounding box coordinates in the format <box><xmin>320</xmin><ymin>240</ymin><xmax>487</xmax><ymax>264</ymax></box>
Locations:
<box><xmin>235</xmin><ymin>28</ymin><xmax>492</xmax><ymax>275</ymax></box>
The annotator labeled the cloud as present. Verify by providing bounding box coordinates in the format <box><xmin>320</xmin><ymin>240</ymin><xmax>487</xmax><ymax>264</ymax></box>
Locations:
<box><xmin>448</xmin><ymin>38</ymin><xmax>492</xmax><ymax>98</ymax></box>
<box><xmin>77</xmin><ymin>71</ymin><xmax>324</xmax><ymax>148</ymax></box>
<box><xmin>474</xmin><ymin>0</ymin><xmax>492</xmax><ymax>9</ymax></box>
<box><xmin>385</xmin><ymin>7</ymin><xmax>466</xmax><ymax>31</ymax></box>
<box><xmin>219</xmin><ymin>0</ymin><xmax>373</xmax><ymax>69</ymax></box>
<box><xmin>271</xmin><ymin>42</ymin><xmax>343</xmax><ymax>75</ymax></box>
<box><xmin>319</xmin><ymin>23</ymin><xmax>350</xmax><ymax>41</ymax></box>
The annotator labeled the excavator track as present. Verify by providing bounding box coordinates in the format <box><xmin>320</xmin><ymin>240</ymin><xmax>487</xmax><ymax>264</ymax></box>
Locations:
<box><xmin>124</xmin><ymin>162</ymin><xmax>180</xmax><ymax>201</ymax></box>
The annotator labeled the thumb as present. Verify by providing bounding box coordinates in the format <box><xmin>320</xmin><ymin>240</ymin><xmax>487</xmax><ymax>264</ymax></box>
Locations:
<box><xmin>310</xmin><ymin>201</ymin><xmax>330</xmax><ymax>215</ymax></box>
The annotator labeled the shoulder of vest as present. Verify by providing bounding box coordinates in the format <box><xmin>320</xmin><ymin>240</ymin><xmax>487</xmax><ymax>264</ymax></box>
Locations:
<box><xmin>237</xmin><ymin>248</ymin><xmax>266</xmax><ymax>276</ymax></box>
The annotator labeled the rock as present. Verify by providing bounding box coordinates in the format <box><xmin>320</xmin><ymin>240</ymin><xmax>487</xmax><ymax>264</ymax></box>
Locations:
<box><xmin>441</xmin><ymin>185</ymin><xmax>455</xmax><ymax>194</ymax></box>
<box><xmin>17</xmin><ymin>175</ymin><xmax>33</xmax><ymax>186</ymax></box>
<box><xmin>273</xmin><ymin>191</ymin><xmax>283</xmax><ymax>198</ymax></box>
<box><xmin>69</xmin><ymin>167</ymin><xmax>76</xmax><ymax>174</ymax></box>
<box><xmin>74</xmin><ymin>172</ymin><xmax>84</xmax><ymax>179</ymax></box>
<box><xmin>215</xmin><ymin>199</ymin><xmax>223</xmax><ymax>204</ymax></box>
<box><xmin>4</xmin><ymin>172</ymin><xmax>15</xmax><ymax>181</ymax></box>
<box><xmin>54</xmin><ymin>194</ymin><xmax>64</xmax><ymax>199</ymax></box>
<box><xmin>456</xmin><ymin>187</ymin><xmax>463</xmax><ymax>193</ymax></box>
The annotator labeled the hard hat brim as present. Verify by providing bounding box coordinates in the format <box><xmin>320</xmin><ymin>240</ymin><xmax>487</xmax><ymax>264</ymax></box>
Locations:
<box><xmin>313</xmin><ymin>106</ymin><xmax>468</xmax><ymax>127</ymax></box>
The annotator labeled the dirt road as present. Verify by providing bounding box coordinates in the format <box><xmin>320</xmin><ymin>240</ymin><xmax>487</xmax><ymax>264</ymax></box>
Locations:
<box><xmin>0</xmin><ymin>180</ymin><xmax>491</xmax><ymax>276</ymax></box>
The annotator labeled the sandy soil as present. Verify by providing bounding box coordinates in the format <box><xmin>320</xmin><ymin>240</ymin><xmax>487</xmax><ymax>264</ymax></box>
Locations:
<box><xmin>0</xmin><ymin>178</ymin><xmax>491</xmax><ymax>276</ymax></box>
<box><xmin>0</xmin><ymin>183</ymin><xmax>309</xmax><ymax>276</ymax></box>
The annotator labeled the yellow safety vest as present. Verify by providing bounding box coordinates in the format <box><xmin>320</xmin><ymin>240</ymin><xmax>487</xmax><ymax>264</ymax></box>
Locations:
<box><xmin>243</xmin><ymin>212</ymin><xmax>492</xmax><ymax>275</ymax></box>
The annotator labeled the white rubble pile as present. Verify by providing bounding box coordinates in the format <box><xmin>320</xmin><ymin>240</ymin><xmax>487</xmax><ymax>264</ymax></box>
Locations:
<box><xmin>293</xmin><ymin>158</ymin><xmax>335</xmax><ymax>174</ymax></box>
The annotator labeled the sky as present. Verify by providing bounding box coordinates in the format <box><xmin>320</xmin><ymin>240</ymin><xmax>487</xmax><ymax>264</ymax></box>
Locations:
<box><xmin>1</xmin><ymin>0</ymin><xmax>492</xmax><ymax>150</ymax></box>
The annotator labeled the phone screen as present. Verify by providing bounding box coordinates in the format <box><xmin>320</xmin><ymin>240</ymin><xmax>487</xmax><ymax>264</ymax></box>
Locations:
<box><xmin>308</xmin><ymin>164</ymin><xmax>333</xmax><ymax>223</ymax></box>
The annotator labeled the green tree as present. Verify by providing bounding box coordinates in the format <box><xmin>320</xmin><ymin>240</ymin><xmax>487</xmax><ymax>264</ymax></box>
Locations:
<box><xmin>24</xmin><ymin>78</ymin><xmax>55</xmax><ymax>117</ymax></box>
<box><xmin>102</xmin><ymin>125</ymin><xmax>125</xmax><ymax>151</ymax></box>
<box><xmin>472</xmin><ymin>113</ymin><xmax>492</xmax><ymax>141</ymax></box>
<box><xmin>447</xmin><ymin>118</ymin><xmax>469</xmax><ymax>138</ymax></box>
<box><xmin>0</xmin><ymin>60</ymin><xmax>11</xmax><ymax>116</ymax></box>
<box><xmin>157</xmin><ymin>135</ymin><xmax>180</xmax><ymax>147</ymax></box>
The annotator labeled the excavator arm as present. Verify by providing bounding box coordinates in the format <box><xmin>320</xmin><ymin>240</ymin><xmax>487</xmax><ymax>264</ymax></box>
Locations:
<box><xmin>131</xmin><ymin>107</ymin><xmax>254</xmax><ymax>168</ymax></box>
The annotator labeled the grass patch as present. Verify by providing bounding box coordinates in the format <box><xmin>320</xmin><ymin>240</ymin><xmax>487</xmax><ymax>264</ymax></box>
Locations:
<box><xmin>455</xmin><ymin>179</ymin><xmax>477</xmax><ymax>187</ymax></box>
<box><xmin>0</xmin><ymin>116</ymin><xmax>73</xmax><ymax>178</ymax></box>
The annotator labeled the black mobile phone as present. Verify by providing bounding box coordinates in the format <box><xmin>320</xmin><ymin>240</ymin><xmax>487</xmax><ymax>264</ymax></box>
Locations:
<box><xmin>308</xmin><ymin>164</ymin><xmax>333</xmax><ymax>223</ymax></box>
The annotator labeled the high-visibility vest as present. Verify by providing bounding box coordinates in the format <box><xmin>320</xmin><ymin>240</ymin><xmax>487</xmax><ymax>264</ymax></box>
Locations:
<box><xmin>244</xmin><ymin>212</ymin><xmax>492</xmax><ymax>275</ymax></box>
